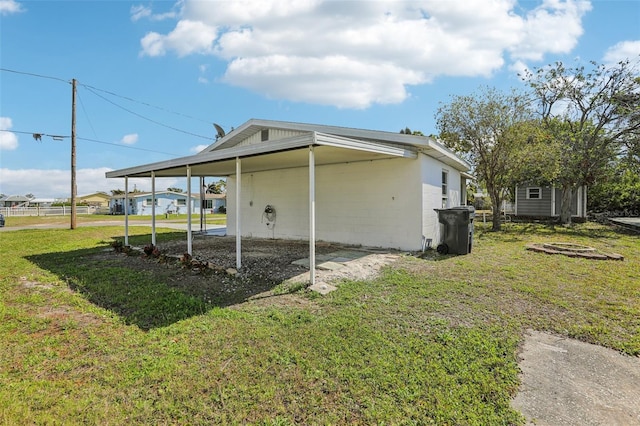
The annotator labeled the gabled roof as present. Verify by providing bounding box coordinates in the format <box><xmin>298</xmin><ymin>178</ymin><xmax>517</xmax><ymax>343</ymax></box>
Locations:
<box><xmin>107</xmin><ymin>119</ymin><xmax>469</xmax><ymax>179</ymax></box>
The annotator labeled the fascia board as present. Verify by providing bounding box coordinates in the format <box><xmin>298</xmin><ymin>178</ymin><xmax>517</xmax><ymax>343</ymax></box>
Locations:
<box><xmin>314</xmin><ymin>132</ymin><xmax>417</xmax><ymax>158</ymax></box>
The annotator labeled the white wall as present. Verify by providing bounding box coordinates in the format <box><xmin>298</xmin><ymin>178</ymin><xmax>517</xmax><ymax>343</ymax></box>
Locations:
<box><xmin>420</xmin><ymin>154</ymin><xmax>463</xmax><ymax>248</ymax></box>
<box><xmin>227</xmin><ymin>156</ymin><xmax>424</xmax><ymax>250</ymax></box>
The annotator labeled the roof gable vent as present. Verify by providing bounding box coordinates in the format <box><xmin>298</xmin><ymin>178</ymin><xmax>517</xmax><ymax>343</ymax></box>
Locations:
<box><xmin>261</xmin><ymin>129</ymin><xmax>269</xmax><ymax>141</ymax></box>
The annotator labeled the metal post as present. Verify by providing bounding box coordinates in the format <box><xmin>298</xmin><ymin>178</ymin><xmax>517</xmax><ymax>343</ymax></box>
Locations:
<box><xmin>124</xmin><ymin>177</ymin><xmax>129</xmax><ymax>246</ymax></box>
<box><xmin>309</xmin><ymin>145</ymin><xmax>316</xmax><ymax>286</ymax></box>
<box><xmin>187</xmin><ymin>166</ymin><xmax>192</xmax><ymax>256</ymax></box>
<box><xmin>151</xmin><ymin>171</ymin><xmax>156</xmax><ymax>246</ymax></box>
<box><xmin>235</xmin><ymin>157</ymin><xmax>241</xmax><ymax>269</ymax></box>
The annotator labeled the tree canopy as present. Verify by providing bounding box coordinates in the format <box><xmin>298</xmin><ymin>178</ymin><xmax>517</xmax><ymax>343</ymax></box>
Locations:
<box><xmin>436</xmin><ymin>86</ymin><xmax>532</xmax><ymax>230</ymax></box>
<box><xmin>521</xmin><ymin>59</ymin><xmax>640</xmax><ymax>223</ymax></box>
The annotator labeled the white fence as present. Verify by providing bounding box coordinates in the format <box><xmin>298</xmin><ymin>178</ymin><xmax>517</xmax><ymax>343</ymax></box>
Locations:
<box><xmin>0</xmin><ymin>206</ymin><xmax>110</xmax><ymax>217</ymax></box>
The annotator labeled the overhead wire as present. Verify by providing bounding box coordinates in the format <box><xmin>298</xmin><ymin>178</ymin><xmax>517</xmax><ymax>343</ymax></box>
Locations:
<box><xmin>1</xmin><ymin>67</ymin><xmax>221</xmax><ymax>142</ymax></box>
<box><xmin>0</xmin><ymin>129</ymin><xmax>179</xmax><ymax>156</ymax></box>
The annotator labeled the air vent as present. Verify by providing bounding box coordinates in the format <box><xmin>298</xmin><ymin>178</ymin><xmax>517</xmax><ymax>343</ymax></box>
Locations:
<box><xmin>261</xmin><ymin>129</ymin><xmax>269</xmax><ymax>141</ymax></box>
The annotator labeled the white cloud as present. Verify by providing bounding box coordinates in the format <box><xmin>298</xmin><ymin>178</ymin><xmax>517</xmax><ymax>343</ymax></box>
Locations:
<box><xmin>138</xmin><ymin>0</ymin><xmax>592</xmax><ymax>108</ymax></box>
<box><xmin>0</xmin><ymin>0</ymin><xmax>24</xmax><ymax>15</ymax></box>
<box><xmin>131</xmin><ymin>3</ymin><xmax>179</xmax><ymax>22</ymax></box>
<box><xmin>120</xmin><ymin>133</ymin><xmax>139</xmax><ymax>145</ymax></box>
<box><xmin>0</xmin><ymin>117</ymin><xmax>18</xmax><ymax>150</ymax></box>
<box><xmin>190</xmin><ymin>144</ymin><xmax>209</xmax><ymax>153</ymax></box>
<box><xmin>141</xmin><ymin>20</ymin><xmax>217</xmax><ymax>57</ymax></box>
<box><xmin>511</xmin><ymin>0</ymin><xmax>591</xmax><ymax>61</ymax></box>
<box><xmin>603</xmin><ymin>40</ymin><xmax>640</xmax><ymax>66</ymax></box>
<box><xmin>0</xmin><ymin>167</ymin><xmax>183</xmax><ymax>198</ymax></box>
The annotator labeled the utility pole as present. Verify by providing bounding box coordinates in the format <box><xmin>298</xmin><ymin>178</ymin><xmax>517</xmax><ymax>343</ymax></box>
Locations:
<box><xmin>71</xmin><ymin>78</ymin><xmax>77</xmax><ymax>229</ymax></box>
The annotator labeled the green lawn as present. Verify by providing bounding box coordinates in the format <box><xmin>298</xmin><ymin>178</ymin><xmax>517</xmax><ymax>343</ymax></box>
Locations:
<box><xmin>1</xmin><ymin>223</ymin><xmax>638</xmax><ymax>425</ymax></box>
<box><xmin>1</xmin><ymin>213</ymin><xmax>227</xmax><ymax>227</ymax></box>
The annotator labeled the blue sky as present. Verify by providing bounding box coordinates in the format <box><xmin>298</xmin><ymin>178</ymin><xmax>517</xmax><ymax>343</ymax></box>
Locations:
<box><xmin>1</xmin><ymin>0</ymin><xmax>638</xmax><ymax>198</ymax></box>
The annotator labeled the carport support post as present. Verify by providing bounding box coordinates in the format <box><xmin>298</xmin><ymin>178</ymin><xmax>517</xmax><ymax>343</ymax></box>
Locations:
<box><xmin>235</xmin><ymin>157</ymin><xmax>241</xmax><ymax>269</ymax></box>
<box><xmin>186</xmin><ymin>166</ymin><xmax>192</xmax><ymax>256</ymax></box>
<box><xmin>151</xmin><ymin>171</ymin><xmax>157</xmax><ymax>246</ymax></box>
<box><xmin>124</xmin><ymin>176</ymin><xmax>129</xmax><ymax>246</ymax></box>
<box><xmin>309</xmin><ymin>145</ymin><xmax>316</xmax><ymax>286</ymax></box>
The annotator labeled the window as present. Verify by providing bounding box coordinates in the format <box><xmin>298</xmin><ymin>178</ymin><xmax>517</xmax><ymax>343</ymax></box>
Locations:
<box><xmin>176</xmin><ymin>199</ymin><xmax>186</xmax><ymax>206</ymax></box>
<box><xmin>441</xmin><ymin>170</ymin><xmax>449</xmax><ymax>207</ymax></box>
<box><xmin>144</xmin><ymin>198</ymin><xmax>158</xmax><ymax>206</ymax></box>
<box><xmin>526</xmin><ymin>187</ymin><xmax>542</xmax><ymax>199</ymax></box>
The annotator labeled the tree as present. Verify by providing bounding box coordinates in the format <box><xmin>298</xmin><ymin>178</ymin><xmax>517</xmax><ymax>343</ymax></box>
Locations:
<box><xmin>522</xmin><ymin>59</ymin><xmax>640</xmax><ymax>224</ymax></box>
<box><xmin>436</xmin><ymin>86</ymin><xmax>533</xmax><ymax>231</ymax></box>
<box><xmin>205</xmin><ymin>179</ymin><xmax>226</xmax><ymax>194</ymax></box>
<box><xmin>399</xmin><ymin>127</ymin><xmax>425</xmax><ymax>136</ymax></box>
<box><xmin>111</xmin><ymin>189</ymin><xmax>125</xmax><ymax>196</ymax></box>
<box><xmin>167</xmin><ymin>187</ymin><xmax>184</xmax><ymax>193</ymax></box>
<box><xmin>25</xmin><ymin>193</ymin><xmax>35</xmax><ymax>199</ymax></box>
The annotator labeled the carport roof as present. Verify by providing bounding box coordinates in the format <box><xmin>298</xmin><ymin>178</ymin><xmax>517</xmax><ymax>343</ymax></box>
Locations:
<box><xmin>106</xmin><ymin>119</ymin><xmax>470</xmax><ymax>178</ymax></box>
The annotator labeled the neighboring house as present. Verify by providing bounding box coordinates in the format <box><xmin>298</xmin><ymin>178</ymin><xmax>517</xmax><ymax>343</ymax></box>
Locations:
<box><xmin>107</xmin><ymin>119</ymin><xmax>471</xmax><ymax>252</ymax></box>
<box><xmin>203</xmin><ymin>193</ymin><xmax>226</xmax><ymax>212</ymax></box>
<box><xmin>78</xmin><ymin>192</ymin><xmax>111</xmax><ymax>207</ymax></box>
<box><xmin>0</xmin><ymin>195</ymin><xmax>30</xmax><ymax>207</ymax></box>
<box><xmin>109</xmin><ymin>191</ymin><xmax>199</xmax><ymax>216</ymax></box>
<box><xmin>29</xmin><ymin>198</ymin><xmax>56</xmax><ymax>207</ymax></box>
<box><xmin>515</xmin><ymin>185</ymin><xmax>587</xmax><ymax>219</ymax></box>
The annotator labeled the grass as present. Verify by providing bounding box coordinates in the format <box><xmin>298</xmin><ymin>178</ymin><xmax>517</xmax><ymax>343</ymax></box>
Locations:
<box><xmin>1</xmin><ymin>213</ymin><xmax>227</xmax><ymax>227</ymax></box>
<box><xmin>0</xmin><ymin>222</ymin><xmax>638</xmax><ymax>424</ymax></box>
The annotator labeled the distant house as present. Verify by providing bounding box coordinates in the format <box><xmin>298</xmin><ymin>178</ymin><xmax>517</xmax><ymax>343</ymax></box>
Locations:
<box><xmin>29</xmin><ymin>198</ymin><xmax>56</xmax><ymax>207</ymax></box>
<box><xmin>203</xmin><ymin>193</ymin><xmax>226</xmax><ymax>212</ymax></box>
<box><xmin>514</xmin><ymin>185</ymin><xmax>587</xmax><ymax>219</ymax></box>
<box><xmin>78</xmin><ymin>192</ymin><xmax>111</xmax><ymax>208</ymax></box>
<box><xmin>0</xmin><ymin>195</ymin><xmax>30</xmax><ymax>207</ymax></box>
<box><xmin>109</xmin><ymin>191</ymin><xmax>199</xmax><ymax>216</ymax></box>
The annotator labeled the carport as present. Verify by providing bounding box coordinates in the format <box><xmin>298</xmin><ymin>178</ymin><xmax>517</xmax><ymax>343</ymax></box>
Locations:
<box><xmin>106</xmin><ymin>125</ymin><xmax>417</xmax><ymax>286</ymax></box>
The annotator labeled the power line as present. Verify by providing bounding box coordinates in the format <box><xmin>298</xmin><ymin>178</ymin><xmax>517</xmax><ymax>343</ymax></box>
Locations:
<box><xmin>0</xmin><ymin>129</ymin><xmax>179</xmax><ymax>156</ymax></box>
<box><xmin>0</xmin><ymin>67</ymin><xmax>69</xmax><ymax>84</ymax></box>
<box><xmin>82</xmin><ymin>86</ymin><xmax>215</xmax><ymax>141</ymax></box>
<box><xmin>79</xmin><ymin>82</ymin><xmax>213</xmax><ymax>125</ymax></box>
<box><xmin>2</xmin><ymin>67</ymin><xmax>221</xmax><ymax>143</ymax></box>
<box><xmin>77</xmin><ymin>136</ymin><xmax>179</xmax><ymax>156</ymax></box>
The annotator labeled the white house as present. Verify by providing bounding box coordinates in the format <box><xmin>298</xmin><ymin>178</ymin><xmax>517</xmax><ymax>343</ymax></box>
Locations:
<box><xmin>106</xmin><ymin>119</ymin><xmax>471</xmax><ymax>282</ymax></box>
<box><xmin>109</xmin><ymin>191</ymin><xmax>199</xmax><ymax>216</ymax></box>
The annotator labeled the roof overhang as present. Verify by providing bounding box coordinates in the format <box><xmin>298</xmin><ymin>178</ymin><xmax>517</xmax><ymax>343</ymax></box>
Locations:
<box><xmin>106</xmin><ymin>132</ymin><xmax>418</xmax><ymax>179</ymax></box>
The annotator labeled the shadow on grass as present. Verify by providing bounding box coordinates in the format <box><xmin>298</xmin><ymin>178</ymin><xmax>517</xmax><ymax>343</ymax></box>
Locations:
<box><xmin>26</xmin><ymin>232</ymin><xmax>294</xmax><ymax>331</ymax></box>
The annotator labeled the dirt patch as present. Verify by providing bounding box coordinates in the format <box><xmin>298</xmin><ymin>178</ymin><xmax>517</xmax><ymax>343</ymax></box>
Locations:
<box><xmin>105</xmin><ymin>235</ymin><xmax>401</xmax><ymax>309</ymax></box>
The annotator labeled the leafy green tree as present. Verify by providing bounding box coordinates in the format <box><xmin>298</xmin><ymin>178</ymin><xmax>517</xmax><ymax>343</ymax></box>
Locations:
<box><xmin>399</xmin><ymin>127</ymin><xmax>425</xmax><ymax>136</ymax></box>
<box><xmin>167</xmin><ymin>187</ymin><xmax>184</xmax><ymax>193</ymax></box>
<box><xmin>111</xmin><ymin>189</ymin><xmax>125</xmax><ymax>196</ymax></box>
<box><xmin>205</xmin><ymin>180</ymin><xmax>226</xmax><ymax>194</ymax></box>
<box><xmin>522</xmin><ymin>59</ymin><xmax>640</xmax><ymax>224</ymax></box>
<box><xmin>436</xmin><ymin>86</ymin><xmax>533</xmax><ymax>231</ymax></box>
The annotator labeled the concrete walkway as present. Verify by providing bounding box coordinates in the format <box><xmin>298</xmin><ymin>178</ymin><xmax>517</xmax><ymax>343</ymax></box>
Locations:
<box><xmin>512</xmin><ymin>330</ymin><xmax>640</xmax><ymax>425</ymax></box>
<box><xmin>609</xmin><ymin>217</ymin><xmax>640</xmax><ymax>232</ymax></box>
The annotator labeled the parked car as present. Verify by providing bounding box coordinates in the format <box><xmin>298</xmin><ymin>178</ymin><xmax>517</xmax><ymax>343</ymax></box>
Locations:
<box><xmin>0</xmin><ymin>213</ymin><xmax>4</xmax><ymax>227</ymax></box>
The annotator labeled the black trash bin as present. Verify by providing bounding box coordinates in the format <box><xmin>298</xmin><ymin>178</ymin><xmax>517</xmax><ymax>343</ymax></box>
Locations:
<box><xmin>434</xmin><ymin>206</ymin><xmax>475</xmax><ymax>255</ymax></box>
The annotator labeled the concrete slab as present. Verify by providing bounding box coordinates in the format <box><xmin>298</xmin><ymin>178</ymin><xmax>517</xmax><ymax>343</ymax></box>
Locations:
<box><xmin>291</xmin><ymin>254</ymin><xmax>334</xmax><ymax>268</ymax></box>
<box><xmin>512</xmin><ymin>330</ymin><xmax>640</xmax><ymax>426</ymax></box>
<box><xmin>308</xmin><ymin>281</ymin><xmax>337</xmax><ymax>295</ymax></box>
<box><xmin>316</xmin><ymin>261</ymin><xmax>345</xmax><ymax>271</ymax></box>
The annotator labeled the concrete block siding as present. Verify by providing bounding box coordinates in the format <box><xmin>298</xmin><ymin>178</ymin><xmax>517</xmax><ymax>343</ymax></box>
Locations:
<box><xmin>228</xmin><ymin>154</ymin><xmax>455</xmax><ymax>251</ymax></box>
